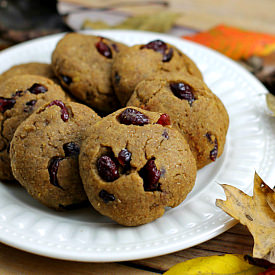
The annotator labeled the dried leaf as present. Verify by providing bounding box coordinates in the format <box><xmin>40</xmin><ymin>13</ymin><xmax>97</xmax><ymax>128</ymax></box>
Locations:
<box><xmin>266</xmin><ymin>190</ymin><xmax>275</xmax><ymax>213</ymax></box>
<box><xmin>82</xmin><ymin>20</ymin><xmax>110</xmax><ymax>30</ymax></box>
<box><xmin>184</xmin><ymin>25</ymin><xmax>275</xmax><ymax>60</ymax></box>
<box><xmin>266</xmin><ymin>93</ymin><xmax>275</xmax><ymax>116</ymax></box>
<box><xmin>256</xmin><ymin>52</ymin><xmax>275</xmax><ymax>94</ymax></box>
<box><xmin>164</xmin><ymin>254</ymin><xmax>265</xmax><ymax>275</ymax></box>
<box><xmin>216</xmin><ymin>172</ymin><xmax>275</xmax><ymax>263</ymax></box>
<box><xmin>82</xmin><ymin>11</ymin><xmax>180</xmax><ymax>33</ymax></box>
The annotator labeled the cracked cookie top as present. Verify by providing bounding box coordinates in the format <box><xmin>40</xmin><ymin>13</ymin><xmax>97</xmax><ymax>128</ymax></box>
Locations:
<box><xmin>79</xmin><ymin>106</ymin><xmax>197</xmax><ymax>226</ymax></box>
<box><xmin>10</xmin><ymin>101</ymin><xmax>100</xmax><ymax>209</ymax></box>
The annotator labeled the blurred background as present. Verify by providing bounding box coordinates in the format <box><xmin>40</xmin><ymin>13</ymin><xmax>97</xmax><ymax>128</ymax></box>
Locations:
<box><xmin>0</xmin><ymin>0</ymin><xmax>275</xmax><ymax>93</ymax></box>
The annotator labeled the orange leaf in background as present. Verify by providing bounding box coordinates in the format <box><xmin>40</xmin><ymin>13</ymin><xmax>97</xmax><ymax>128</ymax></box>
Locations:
<box><xmin>183</xmin><ymin>25</ymin><xmax>275</xmax><ymax>60</ymax></box>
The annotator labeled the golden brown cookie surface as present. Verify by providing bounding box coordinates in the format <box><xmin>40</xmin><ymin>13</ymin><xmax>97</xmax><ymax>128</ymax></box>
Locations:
<box><xmin>112</xmin><ymin>40</ymin><xmax>203</xmax><ymax>105</ymax></box>
<box><xmin>0</xmin><ymin>62</ymin><xmax>57</xmax><ymax>83</ymax></box>
<box><xmin>127</xmin><ymin>75</ymin><xmax>229</xmax><ymax>169</ymax></box>
<box><xmin>0</xmin><ymin>74</ymin><xmax>67</xmax><ymax>180</ymax></box>
<box><xmin>10</xmin><ymin>101</ymin><xmax>100</xmax><ymax>209</ymax></box>
<box><xmin>79</xmin><ymin>107</ymin><xmax>197</xmax><ymax>226</ymax></box>
<box><xmin>52</xmin><ymin>33</ymin><xmax>128</xmax><ymax>113</ymax></box>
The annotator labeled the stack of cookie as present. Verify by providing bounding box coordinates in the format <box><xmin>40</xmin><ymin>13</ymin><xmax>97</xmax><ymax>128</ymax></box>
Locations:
<box><xmin>0</xmin><ymin>33</ymin><xmax>229</xmax><ymax>226</ymax></box>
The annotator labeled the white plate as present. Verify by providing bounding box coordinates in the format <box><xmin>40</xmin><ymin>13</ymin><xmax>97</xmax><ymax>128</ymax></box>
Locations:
<box><xmin>0</xmin><ymin>30</ymin><xmax>274</xmax><ymax>262</ymax></box>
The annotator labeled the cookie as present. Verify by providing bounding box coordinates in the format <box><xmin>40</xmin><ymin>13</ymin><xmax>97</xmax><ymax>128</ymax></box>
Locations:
<box><xmin>111</xmin><ymin>39</ymin><xmax>203</xmax><ymax>105</ymax></box>
<box><xmin>0</xmin><ymin>62</ymin><xmax>57</xmax><ymax>83</ymax></box>
<box><xmin>10</xmin><ymin>101</ymin><xmax>100</xmax><ymax>210</ymax></box>
<box><xmin>127</xmin><ymin>75</ymin><xmax>229</xmax><ymax>169</ymax></box>
<box><xmin>0</xmin><ymin>74</ymin><xmax>67</xmax><ymax>180</ymax></box>
<box><xmin>79</xmin><ymin>107</ymin><xmax>197</xmax><ymax>226</ymax></box>
<box><xmin>52</xmin><ymin>33</ymin><xmax>128</xmax><ymax>113</ymax></box>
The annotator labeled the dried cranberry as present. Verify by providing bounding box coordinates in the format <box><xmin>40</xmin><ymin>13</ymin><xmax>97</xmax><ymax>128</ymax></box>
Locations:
<box><xmin>162</xmin><ymin>48</ymin><xmax>173</xmax><ymax>62</ymax></box>
<box><xmin>61</xmin><ymin>75</ymin><xmax>72</xmax><ymax>85</ymax></box>
<box><xmin>118</xmin><ymin>108</ymin><xmax>149</xmax><ymax>126</ymax></box>
<box><xmin>141</xmin><ymin>40</ymin><xmax>167</xmax><ymax>53</ymax></box>
<box><xmin>114</xmin><ymin>72</ymin><xmax>120</xmax><ymax>84</ymax></box>
<box><xmin>139</xmin><ymin>158</ymin><xmax>161</xmax><ymax>191</ymax></box>
<box><xmin>0</xmin><ymin>97</ymin><xmax>16</xmax><ymax>113</ymax></box>
<box><xmin>96</xmin><ymin>38</ymin><xmax>112</xmax><ymax>59</ymax></box>
<box><xmin>111</xmin><ymin>43</ymin><xmax>119</xmax><ymax>52</ymax></box>
<box><xmin>205</xmin><ymin>132</ymin><xmax>212</xmax><ymax>143</ymax></box>
<box><xmin>97</xmin><ymin>155</ymin><xmax>119</xmax><ymax>182</ymax></box>
<box><xmin>205</xmin><ymin>132</ymin><xmax>218</xmax><ymax>161</ymax></box>
<box><xmin>63</xmin><ymin>142</ymin><xmax>80</xmax><ymax>157</ymax></box>
<box><xmin>24</xmin><ymin>100</ymin><xmax>37</xmax><ymax>112</ymax></box>
<box><xmin>118</xmin><ymin>149</ymin><xmax>131</xmax><ymax>167</ymax></box>
<box><xmin>48</xmin><ymin>156</ymin><xmax>64</xmax><ymax>190</ymax></box>
<box><xmin>28</xmin><ymin>83</ymin><xmax>48</xmax><ymax>94</ymax></box>
<box><xmin>210</xmin><ymin>138</ymin><xmax>218</xmax><ymax>161</ymax></box>
<box><xmin>156</xmin><ymin>114</ymin><xmax>171</xmax><ymax>126</ymax></box>
<box><xmin>162</xmin><ymin>130</ymin><xmax>169</xmax><ymax>139</ymax></box>
<box><xmin>99</xmin><ymin>190</ymin><xmax>115</xmax><ymax>203</ymax></box>
<box><xmin>46</xmin><ymin>100</ymin><xmax>69</xmax><ymax>122</ymax></box>
<box><xmin>170</xmin><ymin>82</ymin><xmax>195</xmax><ymax>105</ymax></box>
<box><xmin>12</xmin><ymin>90</ymin><xmax>23</xmax><ymax>97</ymax></box>
<box><xmin>141</xmin><ymin>40</ymin><xmax>173</xmax><ymax>62</ymax></box>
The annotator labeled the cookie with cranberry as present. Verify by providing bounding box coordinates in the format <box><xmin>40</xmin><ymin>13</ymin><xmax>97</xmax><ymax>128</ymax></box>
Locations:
<box><xmin>0</xmin><ymin>74</ymin><xmax>68</xmax><ymax>180</ymax></box>
<box><xmin>10</xmin><ymin>101</ymin><xmax>100</xmax><ymax>210</ymax></box>
<box><xmin>52</xmin><ymin>33</ymin><xmax>128</xmax><ymax>113</ymax></box>
<box><xmin>0</xmin><ymin>62</ymin><xmax>58</xmax><ymax>83</ymax></box>
<box><xmin>127</xmin><ymin>74</ymin><xmax>229</xmax><ymax>169</ymax></box>
<box><xmin>79</xmin><ymin>107</ymin><xmax>197</xmax><ymax>226</ymax></box>
<box><xmin>111</xmin><ymin>40</ymin><xmax>203</xmax><ymax>105</ymax></box>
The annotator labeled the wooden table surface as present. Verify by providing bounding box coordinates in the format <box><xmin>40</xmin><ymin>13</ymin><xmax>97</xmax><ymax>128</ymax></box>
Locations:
<box><xmin>1</xmin><ymin>0</ymin><xmax>274</xmax><ymax>274</ymax></box>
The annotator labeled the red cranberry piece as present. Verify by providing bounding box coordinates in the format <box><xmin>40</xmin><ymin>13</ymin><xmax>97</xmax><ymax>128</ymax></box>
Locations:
<box><xmin>139</xmin><ymin>158</ymin><xmax>161</xmax><ymax>191</ymax></box>
<box><xmin>111</xmin><ymin>43</ymin><xmax>119</xmax><ymax>52</ymax></box>
<box><xmin>24</xmin><ymin>100</ymin><xmax>37</xmax><ymax>112</ymax></box>
<box><xmin>28</xmin><ymin>83</ymin><xmax>48</xmax><ymax>94</ymax></box>
<box><xmin>61</xmin><ymin>75</ymin><xmax>72</xmax><ymax>85</ymax></box>
<box><xmin>0</xmin><ymin>97</ymin><xmax>16</xmax><ymax>113</ymax></box>
<box><xmin>141</xmin><ymin>40</ymin><xmax>173</xmax><ymax>62</ymax></box>
<box><xmin>157</xmin><ymin>113</ymin><xmax>171</xmax><ymax>126</ymax></box>
<box><xmin>205</xmin><ymin>132</ymin><xmax>212</xmax><ymax>143</ymax></box>
<box><xmin>162</xmin><ymin>47</ymin><xmax>173</xmax><ymax>62</ymax></box>
<box><xmin>114</xmin><ymin>72</ymin><xmax>120</xmax><ymax>84</ymax></box>
<box><xmin>118</xmin><ymin>149</ymin><xmax>131</xmax><ymax>167</ymax></box>
<box><xmin>118</xmin><ymin>108</ymin><xmax>149</xmax><ymax>126</ymax></box>
<box><xmin>210</xmin><ymin>139</ymin><xmax>218</xmax><ymax>161</ymax></box>
<box><xmin>141</xmin><ymin>40</ymin><xmax>167</xmax><ymax>53</ymax></box>
<box><xmin>63</xmin><ymin>142</ymin><xmax>80</xmax><ymax>157</ymax></box>
<box><xmin>96</xmin><ymin>38</ymin><xmax>112</xmax><ymax>59</ymax></box>
<box><xmin>162</xmin><ymin>129</ymin><xmax>169</xmax><ymax>139</ymax></box>
<box><xmin>99</xmin><ymin>190</ymin><xmax>116</xmax><ymax>203</ymax></box>
<box><xmin>48</xmin><ymin>156</ymin><xmax>64</xmax><ymax>190</ymax></box>
<box><xmin>46</xmin><ymin>100</ymin><xmax>69</xmax><ymax>122</ymax></box>
<box><xmin>170</xmin><ymin>82</ymin><xmax>195</xmax><ymax>105</ymax></box>
<box><xmin>97</xmin><ymin>155</ymin><xmax>119</xmax><ymax>182</ymax></box>
<box><xmin>12</xmin><ymin>90</ymin><xmax>23</xmax><ymax>97</ymax></box>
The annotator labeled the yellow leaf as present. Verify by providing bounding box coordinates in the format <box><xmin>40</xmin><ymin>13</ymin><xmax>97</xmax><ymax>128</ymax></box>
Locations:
<box><xmin>164</xmin><ymin>254</ymin><xmax>265</xmax><ymax>275</ymax></box>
